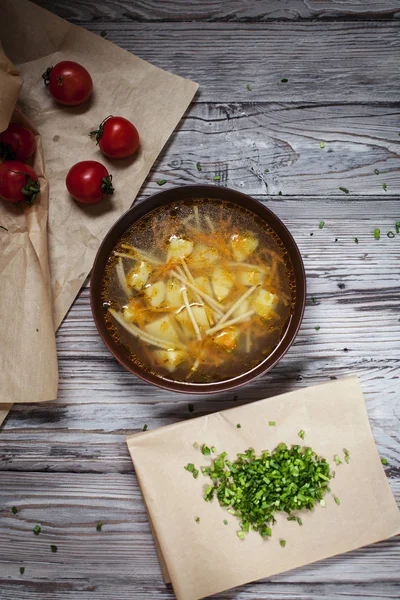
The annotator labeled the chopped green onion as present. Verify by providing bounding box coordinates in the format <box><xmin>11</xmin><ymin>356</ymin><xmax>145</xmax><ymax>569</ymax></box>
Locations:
<box><xmin>100</xmin><ymin>30</ymin><xmax>107</xmax><ymax>37</ymax></box>
<box><xmin>236</xmin><ymin>424</ymin><xmax>241</xmax><ymax>429</ymax></box>
<box><xmin>311</xmin><ymin>296</ymin><xmax>317</xmax><ymax>304</ymax></box>
<box><xmin>246</xmin><ymin>83</ymin><xmax>252</xmax><ymax>91</ymax></box>
<box><xmin>315</xmin><ymin>326</ymin><xmax>320</xmax><ymax>331</ymax></box>
<box><xmin>193</xmin><ymin>442</ymin><xmax>199</xmax><ymax>449</ymax></box>
<box><xmin>211</xmin><ymin>446</ymin><xmax>216</xmax><ymax>453</ymax></box>
<box><xmin>320</xmin><ymin>141</ymin><xmax>325</xmax><ymax>149</ymax></box>
<box><xmin>319</xmin><ymin>221</ymin><xmax>325</xmax><ymax>229</ymax></box>
<box><xmin>269</xmin><ymin>421</ymin><xmax>276</xmax><ymax>426</ymax></box>
<box><xmin>387</xmin><ymin>231</ymin><xmax>395</xmax><ymax>238</ymax></box>
<box><xmin>11</xmin><ymin>506</ymin><xmax>17</xmax><ymax>514</ymax></box>
<box><xmin>50</xmin><ymin>545</ymin><xmax>57</xmax><ymax>553</ymax></box>
<box><xmin>201</xmin><ymin>444</ymin><xmax>211</xmax><ymax>456</ymax></box>
<box><xmin>185</xmin><ymin>463</ymin><xmax>195</xmax><ymax>472</ymax></box>
<box><xmin>193</xmin><ymin>469</ymin><xmax>199</xmax><ymax>479</ymax></box>
<box><xmin>374</xmin><ymin>169</ymin><xmax>379</xmax><ymax>175</ymax></box>
<box><xmin>382</xmin><ymin>183</ymin><xmax>387</xmax><ymax>191</ymax></box>
<box><xmin>280</xmin><ymin>539</ymin><xmax>286</xmax><ymax>547</ymax></box>
<box><xmin>287</xmin><ymin>516</ymin><xmax>296</xmax><ymax>521</ymax></box>
<box><xmin>264</xmin><ymin>168</ymin><xmax>269</xmax><ymax>173</ymax></box>
<box><xmin>334</xmin><ymin>454</ymin><xmax>342</xmax><ymax>465</ymax></box>
<box><xmin>195</xmin><ymin>516</ymin><xmax>200</xmax><ymax>523</ymax></box>
<box><xmin>196</xmin><ymin>162</ymin><xmax>202</xmax><ymax>172</ymax></box>
<box><xmin>156</xmin><ymin>179</ymin><xmax>167</xmax><ymax>186</ymax></box>
<box><xmin>223</xmin><ymin>519</ymin><xmax>228</xmax><ymax>525</ymax></box>
<box><xmin>298</xmin><ymin>430</ymin><xmax>305</xmax><ymax>439</ymax></box>
<box><xmin>374</xmin><ymin>228</ymin><xmax>380</xmax><ymax>240</ymax></box>
<box><xmin>320</xmin><ymin>499</ymin><xmax>326</xmax><ymax>507</ymax></box>
<box><xmin>334</xmin><ymin>496</ymin><xmax>341</xmax><ymax>505</ymax></box>
<box><xmin>381</xmin><ymin>458</ymin><xmax>388</xmax><ymax>465</ymax></box>
<box><xmin>281</xmin><ymin>78</ymin><xmax>288</xmax><ymax>83</ymax></box>
<box><xmin>296</xmin><ymin>517</ymin><xmax>303</xmax><ymax>526</ymax></box>
<box><xmin>339</xmin><ymin>187</ymin><xmax>349</xmax><ymax>194</ymax></box>
<box><xmin>96</xmin><ymin>521</ymin><xmax>102</xmax><ymax>532</ymax></box>
<box><xmin>33</xmin><ymin>524</ymin><xmax>41</xmax><ymax>535</ymax></box>
<box><xmin>237</xmin><ymin>531</ymin><xmax>245</xmax><ymax>539</ymax></box>
<box><xmin>395</xmin><ymin>222</ymin><xmax>400</xmax><ymax>234</ymax></box>
<box><xmin>354</xmin><ymin>237</ymin><xmax>359</xmax><ymax>243</ymax></box>
<box><xmin>20</xmin><ymin>567</ymin><xmax>25</xmax><ymax>575</ymax></box>
<box><xmin>188</xmin><ymin>403</ymin><xmax>194</xmax><ymax>413</ymax></box>
<box><xmin>278</xmin><ymin>191</ymin><xmax>282</xmax><ymax>196</ymax></box>
<box><xmin>213</xmin><ymin>175</ymin><xmax>221</xmax><ymax>181</ymax></box>
<box><xmin>343</xmin><ymin>448</ymin><xmax>350</xmax><ymax>464</ymax></box>
<box><xmin>142</xmin><ymin>424</ymin><xmax>148</xmax><ymax>431</ymax></box>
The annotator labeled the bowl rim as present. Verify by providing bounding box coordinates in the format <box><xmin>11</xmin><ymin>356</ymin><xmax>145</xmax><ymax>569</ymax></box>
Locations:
<box><xmin>90</xmin><ymin>184</ymin><xmax>306</xmax><ymax>394</ymax></box>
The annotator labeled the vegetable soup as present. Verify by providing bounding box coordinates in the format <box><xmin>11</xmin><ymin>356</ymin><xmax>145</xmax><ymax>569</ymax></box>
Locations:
<box><xmin>101</xmin><ymin>199</ymin><xmax>296</xmax><ymax>383</ymax></box>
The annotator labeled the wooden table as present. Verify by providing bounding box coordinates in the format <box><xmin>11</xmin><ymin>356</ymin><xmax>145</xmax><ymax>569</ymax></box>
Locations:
<box><xmin>1</xmin><ymin>1</ymin><xmax>399</xmax><ymax>599</ymax></box>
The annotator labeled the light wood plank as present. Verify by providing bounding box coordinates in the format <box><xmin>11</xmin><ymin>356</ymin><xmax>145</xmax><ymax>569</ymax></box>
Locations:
<box><xmin>138</xmin><ymin>103</ymin><xmax>400</xmax><ymax>196</ymax></box>
<box><xmin>72</xmin><ymin>22</ymin><xmax>400</xmax><ymax>102</ymax></box>
<box><xmin>33</xmin><ymin>0</ymin><xmax>400</xmax><ymax>23</ymax></box>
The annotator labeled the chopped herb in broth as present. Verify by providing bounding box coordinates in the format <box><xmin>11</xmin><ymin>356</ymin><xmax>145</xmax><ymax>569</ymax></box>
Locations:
<box><xmin>101</xmin><ymin>199</ymin><xmax>296</xmax><ymax>383</ymax></box>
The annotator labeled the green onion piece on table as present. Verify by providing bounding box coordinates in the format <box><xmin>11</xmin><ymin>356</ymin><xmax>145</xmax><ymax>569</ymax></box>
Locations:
<box><xmin>33</xmin><ymin>525</ymin><xmax>41</xmax><ymax>535</ymax></box>
<box><xmin>280</xmin><ymin>539</ymin><xmax>286</xmax><ymax>547</ymax></box>
<box><xmin>320</xmin><ymin>141</ymin><xmax>325</xmax><ymax>149</ymax></box>
<box><xmin>374</xmin><ymin>228</ymin><xmax>380</xmax><ymax>240</ymax></box>
<box><xmin>339</xmin><ymin>187</ymin><xmax>349</xmax><ymax>194</ymax></box>
<box><xmin>269</xmin><ymin>421</ymin><xmax>276</xmax><ymax>426</ymax></box>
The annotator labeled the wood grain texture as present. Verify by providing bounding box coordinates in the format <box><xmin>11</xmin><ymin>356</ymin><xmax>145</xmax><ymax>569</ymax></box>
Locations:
<box><xmin>118</xmin><ymin>102</ymin><xmax>400</xmax><ymax>196</ymax></box>
<box><xmin>71</xmin><ymin>22</ymin><xmax>400</xmax><ymax>102</ymax></box>
<box><xmin>33</xmin><ymin>0</ymin><xmax>400</xmax><ymax>22</ymax></box>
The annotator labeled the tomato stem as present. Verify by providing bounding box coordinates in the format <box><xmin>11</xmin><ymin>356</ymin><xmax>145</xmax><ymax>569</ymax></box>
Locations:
<box><xmin>90</xmin><ymin>115</ymin><xmax>113</xmax><ymax>144</ymax></box>
<box><xmin>6</xmin><ymin>168</ymin><xmax>40</xmax><ymax>206</ymax></box>
<box><xmin>101</xmin><ymin>174</ymin><xmax>114</xmax><ymax>196</ymax></box>
<box><xmin>42</xmin><ymin>67</ymin><xmax>53</xmax><ymax>86</ymax></box>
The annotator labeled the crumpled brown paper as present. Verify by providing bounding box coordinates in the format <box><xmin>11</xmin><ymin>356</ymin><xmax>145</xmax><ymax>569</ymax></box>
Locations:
<box><xmin>0</xmin><ymin>0</ymin><xmax>198</xmax><ymax>420</ymax></box>
<box><xmin>127</xmin><ymin>376</ymin><xmax>400</xmax><ymax>600</ymax></box>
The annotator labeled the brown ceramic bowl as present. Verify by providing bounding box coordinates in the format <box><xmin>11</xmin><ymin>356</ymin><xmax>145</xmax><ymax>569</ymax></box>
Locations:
<box><xmin>90</xmin><ymin>185</ymin><xmax>306</xmax><ymax>394</ymax></box>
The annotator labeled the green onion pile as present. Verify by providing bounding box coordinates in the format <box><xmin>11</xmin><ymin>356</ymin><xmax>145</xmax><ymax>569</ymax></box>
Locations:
<box><xmin>192</xmin><ymin>442</ymin><xmax>336</xmax><ymax>540</ymax></box>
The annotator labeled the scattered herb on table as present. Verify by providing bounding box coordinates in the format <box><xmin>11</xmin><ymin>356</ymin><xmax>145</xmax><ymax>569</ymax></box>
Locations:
<box><xmin>343</xmin><ymin>448</ymin><xmax>350</xmax><ymax>464</ymax></box>
<box><xmin>236</xmin><ymin>424</ymin><xmax>241</xmax><ymax>429</ymax></box>
<box><xmin>334</xmin><ymin>454</ymin><xmax>342</xmax><ymax>465</ymax></box>
<box><xmin>315</xmin><ymin>325</ymin><xmax>321</xmax><ymax>331</ymax></box>
<box><xmin>374</xmin><ymin>169</ymin><xmax>379</xmax><ymax>175</ymax></box>
<box><xmin>96</xmin><ymin>521</ymin><xmax>102</xmax><ymax>532</ymax></box>
<box><xmin>395</xmin><ymin>222</ymin><xmax>400</xmax><ymax>234</ymax></box>
<box><xmin>196</xmin><ymin>442</ymin><xmax>334</xmax><ymax>540</ymax></box>
<box><xmin>339</xmin><ymin>187</ymin><xmax>349</xmax><ymax>194</ymax></box>
<box><xmin>237</xmin><ymin>531</ymin><xmax>245</xmax><ymax>539</ymax></box>
<box><xmin>264</xmin><ymin>168</ymin><xmax>269</xmax><ymax>173</ymax></box>
<box><xmin>185</xmin><ymin>463</ymin><xmax>195</xmax><ymax>473</ymax></box>
<box><xmin>298</xmin><ymin>429</ymin><xmax>305</xmax><ymax>439</ymax></box>
<box><xmin>156</xmin><ymin>179</ymin><xmax>167</xmax><ymax>186</ymax></box>
<box><xmin>374</xmin><ymin>228</ymin><xmax>380</xmax><ymax>240</ymax></box>
<box><xmin>354</xmin><ymin>237</ymin><xmax>359</xmax><ymax>243</ymax></box>
<box><xmin>281</xmin><ymin>78</ymin><xmax>288</xmax><ymax>83</ymax></box>
<box><xmin>195</xmin><ymin>516</ymin><xmax>200</xmax><ymax>523</ymax></box>
<box><xmin>280</xmin><ymin>539</ymin><xmax>287</xmax><ymax>547</ymax></box>
<box><xmin>381</xmin><ymin>458</ymin><xmax>388</xmax><ymax>465</ymax></box>
<box><xmin>193</xmin><ymin>442</ymin><xmax>199</xmax><ymax>449</ymax></box>
<box><xmin>50</xmin><ymin>545</ymin><xmax>58</xmax><ymax>553</ymax></box>
<box><xmin>333</xmin><ymin>496</ymin><xmax>341</xmax><ymax>505</ymax></box>
<box><xmin>269</xmin><ymin>421</ymin><xmax>276</xmax><ymax>426</ymax></box>
<box><xmin>188</xmin><ymin>403</ymin><xmax>194</xmax><ymax>413</ymax></box>
<box><xmin>382</xmin><ymin>183</ymin><xmax>387</xmax><ymax>192</ymax></box>
<box><xmin>100</xmin><ymin>30</ymin><xmax>107</xmax><ymax>37</ymax></box>
<box><xmin>387</xmin><ymin>231</ymin><xmax>395</xmax><ymax>238</ymax></box>
<box><xmin>211</xmin><ymin>446</ymin><xmax>216</xmax><ymax>453</ymax></box>
<box><xmin>246</xmin><ymin>83</ymin><xmax>252</xmax><ymax>91</ymax></box>
<box><xmin>311</xmin><ymin>296</ymin><xmax>317</xmax><ymax>304</ymax></box>
<box><xmin>319</xmin><ymin>141</ymin><xmax>325</xmax><ymax>149</ymax></box>
<box><xmin>142</xmin><ymin>424</ymin><xmax>148</xmax><ymax>431</ymax></box>
<box><xmin>296</xmin><ymin>516</ymin><xmax>303</xmax><ymax>526</ymax></box>
<box><xmin>201</xmin><ymin>444</ymin><xmax>211</xmax><ymax>456</ymax></box>
<box><xmin>223</xmin><ymin>519</ymin><xmax>229</xmax><ymax>525</ymax></box>
<box><xmin>319</xmin><ymin>221</ymin><xmax>325</xmax><ymax>229</ymax></box>
<box><xmin>20</xmin><ymin>567</ymin><xmax>25</xmax><ymax>575</ymax></box>
<box><xmin>33</xmin><ymin>524</ymin><xmax>41</xmax><ymax>535</ymax></box>
<box><xmin>11</xmin><ymin>506</ymin><xmax>17</xmax><ymax>514</ymax></box>
<box><xmin>320</xmin><ymin>498</ymin><xmax>326</xmax><ymax>507</ymax></box>
<box><xmin>196</xmin><ymin>162</ymin><xmax>202</xmax><ymax>172</ymax></box>
<box><xmin>278</xmin><ymin>191</ymin><xmax>282</xmax><ymax>196</ymax></box>
<box><xmin>213</xmin><ymin>175</ymin><xmax>221</xmax><ymax>181</ymax></box>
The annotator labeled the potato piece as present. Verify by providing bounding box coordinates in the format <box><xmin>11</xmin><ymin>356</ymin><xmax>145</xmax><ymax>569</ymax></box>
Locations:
<box><xmin>167</xmin><ymin>236</ymin><xmax>194</xmax><ymax>261</ymax></box>
<box><xmin>175</xmin><ymin>305</ymin><xmax>210</xmax><ymax>339</ymax></box>
<box><xmin>165</xmin><ymin>278</ymin><xmax>183</xmax><ymax>307</ymax></box>
<box><xmin>190</xmin><ymin>244</ymin><xmax>219</xmax><ymax>269</ymax></box>
<box><xmin>145</xmin><ymin>315</ymin><xmax>181</xmax><ymax>344</ymax></box>
<box><xmin>153</xmin><ymin>350</ymin><xmax>186</xmax><ymax>373</ymax></box>
<box><xmin>211</xmin><ymin>267</ymin><xmax>235</xmax><ymax>302</ymax></box>
<box><xmin>122</xmin><ymin>300</ymin><xmax>140</xmax><ymax>323</ymax></box>
<box><xmin>127</xmin><ymin>260</ymin><xmax>152</xmax><ymax>291</ymax></box>
<box><xmin>212</xmin><ymin>327</ymin><xmax>239</xmax><ymax>353</ymax></box>
<box><xmin>231</xmin><ymin>232</ymin><xmax>258</xmax><ymax>262</ymax></box>
<box><xmin>194</xmin><ymin>275</ymin><xmax>214</xmax><ymax>298</ymax></box>
<box><xmin>238</xmin><ymin>268</ymin><xmax>264</xmax><ymax>287</ymax></box>
<box><xmin>144</xmin><ymin>280</ymin><xmax>166</xmax><ymax>307</ymax></box>
<box><xmin>251</xmin><ymin>288</ymin><xmax>279</xmax><ymax>319</ymax></box>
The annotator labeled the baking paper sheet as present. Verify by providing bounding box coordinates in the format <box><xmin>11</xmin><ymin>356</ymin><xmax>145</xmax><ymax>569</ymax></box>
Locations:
<box><xmin>127</xmin><ymin>376</ymin><xmax>400</xmax><ymax>600</ymax></box>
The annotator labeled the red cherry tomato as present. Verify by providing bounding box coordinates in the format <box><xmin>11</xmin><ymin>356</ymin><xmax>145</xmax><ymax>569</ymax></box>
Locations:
<box><xmin>66</xmin><ymin>161</ymin><xmax>114</xmax><ymax>204</ymax></box>
<box><xmin>42</xmin><ymin>61</ymin><xmax>93</xmax><ymax>106</ymax></box>
<box><xmin>0</xmin><ymin>160</ymin><xmax>40</xmax><ymax>205</ymax></box>
<box><xmin>91</xmin><ymin>116</ymin><xmax>140</xmax><ymax>159</ymax></box>
<box><xmin>0</xmin><ymin>123</ymin><xmax>36</xmax><ymax>161</ymax></box>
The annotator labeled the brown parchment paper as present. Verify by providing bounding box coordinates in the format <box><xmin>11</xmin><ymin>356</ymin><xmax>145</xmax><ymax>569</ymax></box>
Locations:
<box><xmin>127</xmin><ymin>376</ymin><xmax>400</xmax><ymax>600</ymax></box>
<box><xmin>0</xmin><ymin>0</ymin><xmax>198</xmax><ymax>420</ymax></box>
